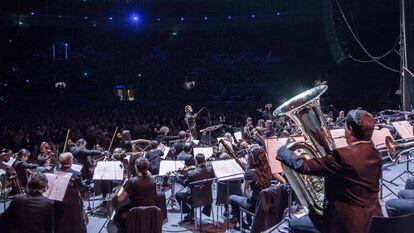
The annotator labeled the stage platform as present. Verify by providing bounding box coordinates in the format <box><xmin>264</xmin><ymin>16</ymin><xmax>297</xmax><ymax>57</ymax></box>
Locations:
<box><xmin>0</xmin><ymin>157</ymin><xmax>412</xmax><ymax>233</ymax></box>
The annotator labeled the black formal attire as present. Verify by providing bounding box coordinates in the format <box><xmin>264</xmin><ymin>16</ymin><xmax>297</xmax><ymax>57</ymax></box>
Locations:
<box><xmin>175</xmin><ymin>165</ymin><xmax>215</xmax><ymax>217</ymax></box>
<box><xmin>145</xmin><ymin>149</ymin><xmax>163</xmax><ymax>175</ymax></box>
<box><xmin>277</xmin><ymin>142</ymin><xmax>383</xmax><ymax>233</ymax></box>
<box><xmin>154</xmin><ymin>134</ymin><xmax>179</xmax><ymax>145</ymax></box>
<box><xmin>0</xmin><ymin>193</ymin><xmax>54</xmax><ymax>233</ymax></box>
<box><xmin>185</xmin><ymin>113</ymin><xmax>197</xmax><ymax>139</ymax></box>
<box><xmin>37</xmin><ymin>153</ymin><xmax>48</xmax><ymax>166</ymax></box>
<box><xmin>12</xmin><ymin>159</ymin><xmax>39</xmax><ymax>187</ymax></box>
<box><xmin>69</xmin><ymin>145</ymin><xmax>102</xmax><ymax>180</ymax></box>
<box><xmin>54</xmin><ymin>167</ymin><xmax>86</xmax><ymax>233</ymax></box>
<box><xmin>229</xmin><ymin>170</ymin><xmax>269</xmax><ymax>221</ymax></box>
<box><xmin>386</xmin><ymin>176</ymin><xmax>414</xmax><ymax>217</ymax></box>
<box><xmin>114</xmin><ymin>175</ymin><xmax>157</xmax><ymax>233</ymax></box>
<box><xmin>177</xmin><ymin>151</ymin><xmax>195</xmax><ymax>167</ymax></box>
<box><xmin>173</xmin><ymin>140</ymin><xmax>185</xmax><ymax>156</ymax></box>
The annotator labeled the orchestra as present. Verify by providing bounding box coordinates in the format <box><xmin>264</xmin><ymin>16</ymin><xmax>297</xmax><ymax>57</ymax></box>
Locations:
<box><xmin>2</xmin><ymin>91</ymin><xmax>414</xmax><ymax>233</ymax></box>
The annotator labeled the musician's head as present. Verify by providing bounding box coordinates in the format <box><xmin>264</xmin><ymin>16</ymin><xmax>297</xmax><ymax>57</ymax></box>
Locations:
<box><xmin>195</xmin><ymin>153</ymin><xmax>206</xmax><ymax>167</ymax></box>
<box><xmin>246</xmin><ymin>117</ymin><xmax>252</xmax><ymax>124</ymax></box>
<box><xmin>27</xmin><ymin>172</ymin><xmax>48</xmax><ymax>195</ymax></box>
<box><xmin>0</xmin><ymin>148</ymin><xmax>12</xmax><ymax>162</ymax></box>
<box><xmin>183</xmin><ymin>142</ymin><xmax>193</xmax><ymax>153</ymax></box>
<box><xmin>185</xmin><ymin>105</ymin><xmax>193</xmax><ymax>113</ymax></box>
<box><xmin>224</xmin><ymin>132</ymin><xmax>232</xmax><ymax>142</ymax></box>
<box><xmin>40</xmin><ymin>142</ymin><xmax>50</xmax><ymax>153</ymax></box>
<box><xmin>76</xmin><ymin>139</ymin><xmax>87</xmax><ymax>148</ymax></box>
<box><xmin>265</xmin><ymin>120</ymin><xmax>273</xmax><ymax>129</ymax></box>
<box><xmin>248</xmin><ymin>145</ymin><xmax>272</xmax><ymax>188</ymax></box>
<box><xmin>159</xmin><ymin>126</ymin><xmax>170</xmax><ymax>135</ymax></box>
<box><xmin>59</xmin><ymin>152</ymin><xmax>73</xmax><ymax>168</ymax></box>
<box><xmin>135</xmin><ymin>157</ymin><xmax>150</xmax><ymax>178</ymax></box>
<box><xmin>112</xmin><ymin>148</ymin><xmax>125</xmax><ymax>160</ymax></box>
<box><xmin>17</xmin><ymin>149</ymin><xmax>30</xmax><ymax>161</ymax></box>
<box><xmin>150</xmin><ymin>140</ymin><xmax>158</xmax><ymax>150</ymax></box>
<box><xmin>345</xmin><ymin>109</ymin><xmax>375</xmax><ymax>143</ymax></box>
<box><xmin>122</xmin><ymin>130</ymin><xmax>131</xmax><ymax>142</ymax></box>
<box><xmin>257</xmin><ymin>119</ymin><xmax>265</xmax><ymax>127</ymax></box>
<box><xmin>339</xmin><ymin>111</ymin><xmax>345</xmax><ymax>118</ymax></box>
<box><xmin>178</xmin><ymin>131</ymin><xmax>187</xmax><ymax>141</ymax></box>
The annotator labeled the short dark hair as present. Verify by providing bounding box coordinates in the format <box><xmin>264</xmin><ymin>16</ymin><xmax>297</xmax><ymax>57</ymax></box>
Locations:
<box><xmin>150</xmin><ymin>140</ymin><xmax>158</xmax><ymax>149</ymax></box>
<box><xmin>183</xmin><ymin>142</ymin><xmax>193</xmax><ymax>153</ymax></box>
<box><xmin>17</xmin><ymin>149</ymin><xmax>30</xmax><ymax>158</ymax></box>
<box><xmin>76</xmin><ymin>138</ymin><xmax>87</xmax><ymax>146</ymax></box>
<box><xmin>27</xmin><ymin>172</ymin><xmax>48</xmax><ymax>194</ymax></box>
<box><xmin>195</xmin><ymin>153</ymin><xmax>206</xmax><ymax>165</ymax></box>
<box><xmin>178</xmin><ymin>131</ymin><xmax>187</xmax><ymax>140</ymax></box>
<box><xmin>345</xmin><ymin>109</ymin><xmax>375</xmax><ymax>141</ymax></box>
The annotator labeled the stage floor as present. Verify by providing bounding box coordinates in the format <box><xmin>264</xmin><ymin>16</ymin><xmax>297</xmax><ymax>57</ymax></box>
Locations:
<box><xmin>0</xmin><ymin>158</ymin><xmax>411</xmax><ymax>233</ymax></box>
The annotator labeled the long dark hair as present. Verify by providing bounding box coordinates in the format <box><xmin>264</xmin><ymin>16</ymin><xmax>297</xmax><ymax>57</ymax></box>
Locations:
<box><xmin>135</xmin><ymin>157</ymin><xmax>150</xmax><ymax>178</ymax></box>
<box><xmin>248</xmin><ymin>145</ymin><xmax>272</xmax><ymax>189</ymax></box>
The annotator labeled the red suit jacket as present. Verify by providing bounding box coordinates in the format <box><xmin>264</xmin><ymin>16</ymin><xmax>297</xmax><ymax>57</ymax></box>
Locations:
<box><xmin>277</xmin><ymin>142</ymin><xmax>383</xmax><ymax>233</ymax></box>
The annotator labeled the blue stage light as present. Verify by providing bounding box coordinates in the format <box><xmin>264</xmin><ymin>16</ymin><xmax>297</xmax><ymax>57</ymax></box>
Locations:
<box><xmin>84</xmin><ymin>16</ymin><xmax>88</xmax><ymax>20</ymax></box>
<box><xmin>109</xmin><ymin>16</ymin><xmax>113</xmax><ymax>20</ymax></box>
<box><xmin>276</xmin><ymin>12</ymin><xmax>280</xmax><ymax>16</ymax></box>
<box><xmin>18</xmin><ymin>21</ymin><xmax>23</xmax><ymax>25</ymax></box>
<box><xmin>251</xmin><ymin>14</ymin><xmax>255</xmax><ymax>18</ymax></box>
<box><xmin>30</xmin><ymin>12</ymin><xmax>35</xmax><ymax>16</ymax></box>
<box><xmin>227</xmin><ymin>16</ymin><xmax>232</xmax><ymax>20</ymax></box>
<box><xmin>130</xmin><ymin>14</ymin><xmax>141</xmax><ymax>23</ymax></box>
<box><xmin>204</xmin><ymin>16</ymin><xmax>208</xmax><ymax>21</ymax></box>
<box><xmin>156</xmin><ymin>18</ymin><xmax>161</xmax><ymax>22</ymax></box>
<box><xmin>83</xmin><ymin>72</ymin><xmax>88</xmax><ymax>77</ymax></box>
<box><xmin>180</xmin><ymin>17</ymin><xmax>184</xmax><ymax>21</ymax></box>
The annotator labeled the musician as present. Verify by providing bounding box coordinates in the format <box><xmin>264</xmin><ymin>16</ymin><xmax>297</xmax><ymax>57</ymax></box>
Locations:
<box><xmin>219</xmin><ymin>132</ymin><xmax>235</xmax><ymax>156</ymax></box>
<box><xmin>263</xmin><ymin>120</ymin><xmax>275</xmax><ymax>138</ymax></box>
<box><xmin>154</xmin><ymin>126</ymin><xmax>179</xmax><ymax>145</ymax></box>
<box><xmin>115</xmin><ymin>157</ymin><xmax>157</xmax><ymax>233</ymax></box>
<box><xmin>177</xmin><ymin>142</ymin><xmax>195</xmax><ymax>167</ymax></box>
<box><xmin>385</xmin><ymin>176</ymin><xmax>414</xmax><ymax>217</ymax></box>
<box><xmin>255</xmin><ymin>119</ymin><xmax>266</xmax><ymax>135</ymax></box>
<box><xmin>13</xmin><ymin>149</ymin><xmax>41</xmax><ymax>188</ymax></box>
<box><xmin>184</xmin><ymin>105</ymin><xmax>197</xmax><ymax>139</ymax></box>
<box><xmin>0</xmin><ymin>172</ymin><xmax>54</xmax><ymax>233</ymax></box>
<box><xmin>173</xmin><ymin>131</ymin><xmax>188</xmax><ymax>156</ymax></box>
<box><xmin>176</xmin><ymin>153</ymin><xmax>215</xmax><ymax>221</ymax></box>
<box><xmin>37</xmin><ymin>142</ymin><xmax>55</xmax><ymax>167</ymax></box>
<box><xmin>68</xmin><ymin>138</ymin><xmax>103</xmax><ymax>180</ymax></box>
<box><xmin>277</xmin><ymin>109</ymin><xmax>382</xmax><ymax>233</ymax></box>
<box><xmin>54</xmin><ymin>152</ymin><xmax>86</xmax><ymax>233</ymax></box>
<box><xmin>336</xmin><ymin>110</ymin><xmax>345</xmax><ymax>123</ymax></box>
<box><xmin>144</xmin><ymin>140</ymin><xmax>164</xmax><ymax>175</ymax></box>
<box><xmin>242</xmin><ymin>117</ymin><xmax>254</xmax><ymax>139</ymax></box>
<box><xmin>229</xmin><ymin>145</ymin><xmax>273</xmax><ymax>230</ymax></box>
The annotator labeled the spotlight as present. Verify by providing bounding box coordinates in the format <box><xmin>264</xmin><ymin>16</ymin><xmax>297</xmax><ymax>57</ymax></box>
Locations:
<box><xmin>172</xmin><ymin>32</ymin><xmax>177</xmax><ymax>36</ymax></box>
<box><xmin>83</xmin><ymin>72</ymin><xmax>88</xmax><ymax>77</ymax></box>
<box><xmin>84</xmin><ymin>16</ymin><xmax>88</xmax><ymax>20</ymax></box>
<box><xmin>180</xmin><ymin>17</ymin><xmax>184</xmax><ymax>21</ymax></box>
<box><xmin>109</xmin><ymin>16</ymin><xmax>113</xmax><ymax>20</ymax></box>
<box><xmin>276</xmin><ymin>12</ymin><xmax>280</xmax><ymax>16</ymax></box>
<box><xmin>18</xmin><ymin>21</ymin><xmax>23</xmax><ymax>25</ymax></box>
<box><xmin>203</xmin><ymin>16</ymin><xmax>208</xmax><ymax>21</ymax></box>
<box><xmin>130</xmin><ymin>14</ymin><xmax>141</xmax><ymax>23</ymax></box>
<box><xmin>58</xmin><ymin>15</ymin><xmax>62</xmax><ymax>18</ymax></box>
<box><xmin>156</xmin><ymin>18</ymin><xmax>161</xmax><ymax>21</ymax></box>
<box><xmin>30</xmin><ymin>12</ymin><xmax>35</xmax><ymax>16</ymax></box>
<box><xmin>26</xmin><ymin>79</ymin><xmax>30</xmax><ymax>83</ymax></box>
<box><xmin>251</xmin><ymin>14</ymin><xmax>255</xmax><ymax>18</ymax></box>
<box><xmin>227</xmin><ymin>16</ymin><xmax>232</xmax><ymax>20</ymax></box>
<box><xmin>93</xmin><ymin>23</ymin><xmax>96</xmax><ymax>27</ymax></box>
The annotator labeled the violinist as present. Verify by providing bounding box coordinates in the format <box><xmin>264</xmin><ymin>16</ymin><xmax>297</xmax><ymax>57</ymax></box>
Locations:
<box><xmin>37</xmin><ymin>142</ymin><xmax>56</xmax><ymax>167</ymax></box>
<box><xmin>13</xmin><ymin>149</ymin><xmax>42</xmax><ymax>188</ymax></box>
<box><xmin>144</xmin><ymin>141</ymin><xmax>163</xmax><ymax>175</ymax></box>
<box><xmin>219</xmin><ymin>132</ymin><xmax>235</xmax><ymax>156</ymax></box>
<box><xmin>173</xmin><ymin>131</ymin><xmax>188</xmax><ymax>156</ymax></box>
<box><xmin>114</xmin><ymin>157</ymin><xmax>157</xmax><ymax>233</ymax></box>
<box><xmin>68</xmin><ymin>139</ymin><xmax>103</xmax><ymax>180</ymax></box>
<box><xmin>177</xmin><ymin>142</ymin><xmax>195</xmax><ymax>167</ymax></box>
<box><xmin>176</xmin><ymin>153</ymin><xmax>215</xmax><ymax>222</ymax></box>
<box><xmin>54</xmin><ymin>152</ymin><xmax>86</xmax><ymax>233</ymax></box>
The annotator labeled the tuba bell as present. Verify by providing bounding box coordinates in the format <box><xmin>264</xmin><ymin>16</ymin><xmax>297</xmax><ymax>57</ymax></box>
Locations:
<box><xmin>385</xmin><ymin>136</ymin><xmax>414</xmax><ymax>163</ymax></box>
<box><xmin>273</xmin><ymin>85</ymin><xmax>334</xmax><ymax>217</ymax></box>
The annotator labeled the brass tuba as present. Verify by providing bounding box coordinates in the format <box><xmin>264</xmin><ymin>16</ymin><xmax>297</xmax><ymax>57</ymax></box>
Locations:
<box><xmin>385</xmin><ymin>136</ymin><xmax>414</xmax><ymax>163</ymax></box>
<box><xmin>273</xmin><ymin>85</ymin><xmax>334</xmax><ymax>216</ymax></box>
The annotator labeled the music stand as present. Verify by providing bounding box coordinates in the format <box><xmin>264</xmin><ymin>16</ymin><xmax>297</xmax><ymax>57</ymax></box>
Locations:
<box><xmin>159</xmin><ymin>160</ymin><xmax>185</xmax><ymax>210</ymax></box>
<box><xmin>43</xmin><ymin>171</ymin><xmax>72</xmax><ymax>201</ymax></box>
<box><xmin>211</xmin><ymin>159</ymin><xmax>245</xmax><ymax>231</ymax></box>
<box><xmin>389</xmin><ymin>122</ymin><xmax>414</xmax><ymax>184</ymax></box>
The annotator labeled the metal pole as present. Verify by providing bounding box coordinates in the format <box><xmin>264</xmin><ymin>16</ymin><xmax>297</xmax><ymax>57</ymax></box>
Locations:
<box><xmin>401</xmin><ymin>0</ymin><xmax>410</xmax><ymax>111</ymax></box>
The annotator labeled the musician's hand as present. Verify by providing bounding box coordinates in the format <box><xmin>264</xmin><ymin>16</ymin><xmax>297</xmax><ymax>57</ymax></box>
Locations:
<box><xmin>194</xmin><ymin>114</ymin><xmax>197</xmax><ymax>118</ymax></box>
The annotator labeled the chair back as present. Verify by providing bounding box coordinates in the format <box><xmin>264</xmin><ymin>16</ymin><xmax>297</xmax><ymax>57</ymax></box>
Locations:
<box><xmin>368</xmin><ymin>212</ymin><xmax>414</xmax><ymax>233</ymax></box>
<box><xmin>127</xmin><ymin>206</ymin><xmax>163</xmax><ymax>233</ymax></box>
<box><xmin>191</xmin><ymin>181</ymin><xmax>213</xmax><ymax>209</ymax></box>
<box><xmin>250</xmin><ymin>185</ymin><xmax>288</xmax><ymax>233</ymax></box>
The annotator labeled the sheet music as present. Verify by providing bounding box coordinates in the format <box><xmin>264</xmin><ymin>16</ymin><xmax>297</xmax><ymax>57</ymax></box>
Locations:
<box><xmin>372</xmin><ymin>128</ymin><xmax>393</xmax><ymax>148</ymax></box>
<box><xmin>265</xmin><ymin>138</ymin><xmax>288</xmax><ymax>174</ymax></box>
<box><xmin>159</xmin><ymin>160</ymin><xmax>185</xmax><ymax>176</ymax></box>
<box><xmin>159</xmin><ymin>145</ymin><xmax>170</xmax><ymax>159</ymax></box>
<box><xmin>234</xmin><ymin>131</ymin><xmax>243</xmax><ymax>141</ymax></box>
<box><xmin>193</xmin><ymin>147</ymin><xmax>214</xmax><ymax>159</ymax></box>
<box><xmin>211</xmin><ymin>159</ymin><xmax>245</xmax><ymax>181</ymax></box>
<box><xmin>71</xmin><ymin>164</ymin><xmax>83</xmax><ymax>173</ymax></box>
<box><xmin>330</xmin><ymin>129</ymin><xmax>348</xmax><ymax>149</ymax></box>
<box><xmin>216</xmin><ymin>137</ymin><xmax>225</xmax><ymax>142</ymax></box>
<box><xmin>192</xmin><ymin>140</ymin><xmax>200</xmax><ymax>146</ymax></box>
<box><xmin>92</xmin><ymin>161</ymin><xmax>124</xmax><ymax>180</ymax></box>
<box><xmin>2</xmin><ymin>157</ymin><xmax>16</xmax><ymax>167</ymax></box>
<box><xmin>391</xmin><ymin>121</ymin><xmax>414</xmax><ymax>139</ymax></box>
<box><xmin>43</xmin><ymin>171</ymin><xmax>72</xmax><ymax>202</ymax></box>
